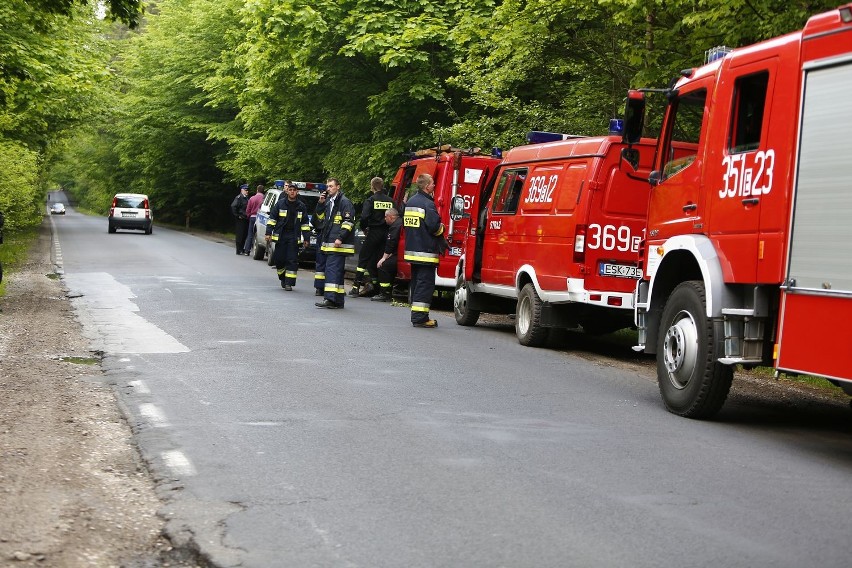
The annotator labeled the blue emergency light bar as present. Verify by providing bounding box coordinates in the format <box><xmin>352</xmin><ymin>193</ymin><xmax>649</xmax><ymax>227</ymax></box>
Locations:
<box><xmin>273</xmin><ymin>179</ymin><xmax>328</xmax><ymax>191</ymax></box>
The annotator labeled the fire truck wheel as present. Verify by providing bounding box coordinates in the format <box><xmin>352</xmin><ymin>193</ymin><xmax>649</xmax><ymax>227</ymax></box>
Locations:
<box><xmin>657</xmin><ymin>280</ymin><xmax>733</xmax><ymax>419</ymax></box>
<box><xmin>516</xmin><ymin>283</ymin><xmax>548</xmax><ymax>347</ymax></box>
<box><xmin>454</xmin><ymin>274</ymin><xmax>480</xmax><ymax>326</ymax></box>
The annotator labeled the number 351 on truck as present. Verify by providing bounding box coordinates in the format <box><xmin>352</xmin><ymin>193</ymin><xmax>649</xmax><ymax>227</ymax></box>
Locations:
<box><xmin>632</xmin><ymin>4</ymin><xmax>852</xmax><ymax>418</ymax></box>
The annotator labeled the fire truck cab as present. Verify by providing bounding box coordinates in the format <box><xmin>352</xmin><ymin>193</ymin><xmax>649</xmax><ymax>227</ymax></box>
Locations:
<box><xmin>388</xmin><ymin>148</ymin><xmax>502</xmax><ymax>290</ymax></box>
<box><xmin>453</xmin><ymin>123</ymin><xmax>656</xmax><ymax>346</ymax></box>
<box><xmin>634</xmin><ymin>4</ymin><xmax>852</xmax><ymax>418</ymax></box>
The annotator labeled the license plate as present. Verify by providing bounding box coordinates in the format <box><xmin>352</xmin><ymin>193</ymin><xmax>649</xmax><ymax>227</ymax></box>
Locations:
<box><xmin>121</xmin><ymin>212</ymin><xmax>137</xmax><ymax>217</ymax></box>
<box><xmin>599</xmin><ymin>262</ymin><xmax>640</xmax><ymax>279</ymax></box>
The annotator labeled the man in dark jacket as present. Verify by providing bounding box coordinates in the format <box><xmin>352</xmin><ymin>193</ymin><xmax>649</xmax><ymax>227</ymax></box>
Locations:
<box><xmin>371</xmin><ymin>207</ymin><xmax>402</xmax><ymax>302</ymax></box>
<box><xmin>403</xmin><ymin>173</ymin><xmax>445</xmax><ymax>327</ymax></box>
<box><xmin>265</xmin><ymin>181</ymin><xmax>311</xmax><ymax>290</ymax></box>
<box><xmin>230</xmin><ymin>184</ymin><xmax>250</xmax><ymax>255</ymax></box>
<box><xmin>315</xmin><ymin>178</ymin><xmax>356</xmax><ymax>309</ymax></box>
<box><xmin>349</xmin><ymin>176</ymin><xmax>393</xmax><ymax>297</ymax></box>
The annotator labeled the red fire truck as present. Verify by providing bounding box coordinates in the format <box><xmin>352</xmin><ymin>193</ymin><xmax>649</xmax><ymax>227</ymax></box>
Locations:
<box><xmin>633</xmin><ymin>4</ymin><xmax>852</xmax><ymax>418</ymax></box>
<box><xmin>388</xmin><ymin>147</ymin><xmax>502</xmax><ymax>291</ymax></box>
<box><xmin>451</xmin><ymin>127</ymin><xmax>657</xmax><ymax>345</ymax></box>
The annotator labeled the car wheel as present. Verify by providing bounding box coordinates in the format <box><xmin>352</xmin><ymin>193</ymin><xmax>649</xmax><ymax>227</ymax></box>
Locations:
<box><xmin>516</xmin><ymin>283</ymin><xmax>548</xmax><ymax>347</ymax></box>
<box><xmin>108</xmin><ymin>224</ymin><xmax>116</xmax><ymax>234</ymax></box>
<box><xmin>454</xmin><ymin>272</ymin><xmax>480</xmax><ymax>326</ymax></box>
<box><xmin>266</xmin><ymin>242</ymin><xmax>275</xmax><ymax>265</ymax></box>
<box><xmin>145</xmin><ymin>225</ymin><xmax>153</xmax><ymax>235</ymax></box>
<box><xmin>657</xmin><ymin>280</ymin><xmax>733</xmax><ymax>418</ymax></box>
<box><xmin>252</xmin><ymin>238</ymin><xmax>264</xmax><ymax>260</ymax></box>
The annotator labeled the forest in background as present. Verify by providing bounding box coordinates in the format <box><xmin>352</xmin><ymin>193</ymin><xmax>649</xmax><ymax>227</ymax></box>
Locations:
<box><xmin>0</xmin><ymin>0</ymin><xmax>839</xmax><ymax>232</ymax></box>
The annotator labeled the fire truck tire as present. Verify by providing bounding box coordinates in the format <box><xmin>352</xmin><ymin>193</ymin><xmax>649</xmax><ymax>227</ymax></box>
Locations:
<box><xmin>251</xmin><ymin>238</ymin><xmax>264</xmax><ymax>260</ymax></box>
<box><xmin>266</xmin><ymin>242</ymin><xmax>276</xmax><ymax>266</ymax></box>
<box><xmin>454</xmin><ymin>274</ymin><xmax>480</xmax><ymax>326</ymax></box>
<box><xmin>516</xmin><ymin>283</ymin><xmax>548</xmax><ymax>347</ymax></box>
<box><xmin>657</xmin><ymin>280</ymin><xmax>733</xmax><ymax>419</ymax></box>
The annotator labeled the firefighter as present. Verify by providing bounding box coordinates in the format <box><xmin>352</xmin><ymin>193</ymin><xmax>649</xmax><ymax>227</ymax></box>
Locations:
<box><xmin>349</xmin><ymin>176</ymin><xmax>394</xmax><ymax>297</ymax></box>
<box><xmin>312</xmin><ymin>189</ymin><xmax>328</xmax><ymax>296</ymax></box>
<box><xmin>403</xmin><ymin>173</ymin><xmax>446</xmax><ymax>328</ymax></box>
<box><xmin>372</xmin><ymin>207</ymin><xmax>402</xmax><ymax>302</ymax></box>
<box><xmin>315</xmin><ymin>178</ymin><xmax>356</xmax><ymax>309</ymax></box>
<box><xmin>265</xmin><ymin>181</ymin><xmax>310</xmax><ymax>291</ymax></box>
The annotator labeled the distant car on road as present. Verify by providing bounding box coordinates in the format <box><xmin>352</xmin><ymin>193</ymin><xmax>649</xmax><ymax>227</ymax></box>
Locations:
<box><xmin>108</xmin><ymin>193</ymin><xmax>152</xmax><ymax>234</ymax></box>
<box><xmin>50</xmin><ymin>203</ymin><xmax>66</xmax><ymax>215</ymax></box>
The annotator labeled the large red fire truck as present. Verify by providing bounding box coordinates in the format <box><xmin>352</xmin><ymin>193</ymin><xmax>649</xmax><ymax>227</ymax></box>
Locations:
<box><xmin>388</xmin><ymin>147</ymin><xmax>502</xmax><ymax>290</ymax></box>
<box><xmin>451</xmin><ymin>126</ymin><xmax>657</xmax><ymax>345</ymax></box>
<box><xmin>632</xmin><ymin>4</ymin><xmax>852</xmax><ymax>418</ymax></box>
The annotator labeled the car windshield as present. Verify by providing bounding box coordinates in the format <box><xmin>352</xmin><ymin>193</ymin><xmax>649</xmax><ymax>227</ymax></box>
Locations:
<box><xmin>301</xmin><ymin>195</ymin><xmax>319</xmax><ymax>211</ymax></box>
<box><xmin>115</xmin><ymin>196</ymin><xmax>146</xmax><ymax>208</ymax></box>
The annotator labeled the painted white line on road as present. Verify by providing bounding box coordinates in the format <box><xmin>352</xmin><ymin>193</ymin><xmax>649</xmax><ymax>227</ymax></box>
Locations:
<box><xmin>162</xmin><ymin>450</ymin><xmax>196</xmax><ymax>476</ymax></box>
<box><xmin>128</xmin><ymin>380</ymin><xmax>150</xmax><ymax>394</ymax></box>
<box><xmin>64</xmin><ymin>272</ymin><xmax>189</xmax><ymax>354</ymax></box>
<box><xmin>139</xmin><ymin>403</ymin><xmax>169</xmax><ymax>428</ymax></box>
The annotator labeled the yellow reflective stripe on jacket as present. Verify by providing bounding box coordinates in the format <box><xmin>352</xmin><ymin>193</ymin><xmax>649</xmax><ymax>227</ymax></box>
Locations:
<box><xmin>341</xmin><ymin>221</ymin><xmax>354</xmax><ymax>231</ymax></box>
<box><xmin>267</xmin><ymin>219</ymin><xmax>277</xmax><ymax>227</ymax></box>
<box><xmin>278</xmin><ymin>210</ymin><xmax>288</xmax><ymax>217</ymax></box>
<box><xmin>300</xmin><ymin>224</ymin><xmax>311</xmax><ymax>231</ymax></box>
<box><xmin>432</xmin><ymin>224</ymin><xmax>444</xmax><ymax>237</ymax></box>
<box><xmin>271</xmin><ymin>235</ymin><xmax>279</xmax><ymax>241</ymax></box>
<box><xmin>321</xmin><ymin>243</ymin><xmax>356</xmax><ymax>254</ymax></box>
<box><xmin>404</xmin><ymin>250</ymin><xmax>439</xmax><ymax>264</ymax></box>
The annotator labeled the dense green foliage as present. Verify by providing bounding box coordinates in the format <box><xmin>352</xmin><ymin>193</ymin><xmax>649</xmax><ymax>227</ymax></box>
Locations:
<box><xmin>2</xmin><ymin>0</ymin><xmax>842</xmax><ymax>233</ymax></box>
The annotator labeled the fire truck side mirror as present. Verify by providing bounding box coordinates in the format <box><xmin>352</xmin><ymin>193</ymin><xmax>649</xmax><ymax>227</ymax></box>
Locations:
<box><xmin>649</xmin><ymin>170</ymin><xmax>661</xmax><ymax>187</ymax></box>
<box><xmin>622</xmin><ymin>90</ymin><xmax>646</xmax><ymax>145</ymax></box>
<box><xmin>449</xmin><ymin>195</ymin><xmax>467</xmax><ymax>221</ymax></box>
<box><xmin>620</xmin><ymin>148</ymin><xmax>640</xmax><ymax>171</ymax></box>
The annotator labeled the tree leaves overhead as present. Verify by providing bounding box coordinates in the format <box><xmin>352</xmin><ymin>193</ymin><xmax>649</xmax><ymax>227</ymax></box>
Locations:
<box><xmin>9</xmin><ymin>0</ymin><xmax>842</xmax><ymax>233</ymax></box>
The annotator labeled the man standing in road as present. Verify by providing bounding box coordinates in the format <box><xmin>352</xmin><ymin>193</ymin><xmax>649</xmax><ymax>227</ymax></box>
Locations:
<box><xmin>372</xmin><ymin>207</ymin><xmax>402</xmax><ymax>302</ymax></box>
<box><xmin>266</xmin><ymin>181</ymin><xmax>311</xmax><ymax>291</ymax></box>
<box><xmin>315</xmin><ymin>178</ymin><xmax>356</xmax><ymax>309</ymax></box>
<box><xmin>230</xmin><ymin>184</ymin><xmax>250</xmax><ymax>255</ymax></box>
<box><xmin>349</xmin><ymin>176</ymin><xmax>393</xmax><ymax>297</ymax></box>
<box><xmin>243</xmin><ymin>184</ymin><xmax>265</xmax><ymax>255</ymax></box>
<box><xmin>403</xmin><ymin>174</ymin><xmax>445</xmax><ymax>328</ymax></box>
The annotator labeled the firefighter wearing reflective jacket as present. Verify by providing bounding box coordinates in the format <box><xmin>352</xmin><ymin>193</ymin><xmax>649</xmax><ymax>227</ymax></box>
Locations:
<box><xmin>350</xmin><ymin>176</ymin><xmax>394</xmax><ymax>297</ymax></box>
<box><xmin>403</xmin><ymin>173</ymin><xmax>445</xmax><ymax>328</ymax></box>
<box><xmin>265</xmin><ymin>181</ymin><xmax>311</xmax><ymax>291</ymax></box>
<box><xmin>312</xmin><ymin>192</ymin><xmax>327</xmax><ymax>296</ymax></box>
<box><xmin>315</xmin><ymin>178</ymin><xmax>356</xmax><ymax>309</ymax></box>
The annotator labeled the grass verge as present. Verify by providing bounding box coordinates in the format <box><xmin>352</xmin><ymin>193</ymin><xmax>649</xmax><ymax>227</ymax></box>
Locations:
<box><xmin>0</xmin><ymin>226</ymin><xmax>38</xmax><ymax>297</ymax></box>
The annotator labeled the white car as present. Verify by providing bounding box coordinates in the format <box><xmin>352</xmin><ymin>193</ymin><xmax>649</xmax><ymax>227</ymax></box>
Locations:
<box><xmin>50</xmin><ymin>202</ymin><xmax>66</xmax><ymax>215</ymax></box>
<box><xmin>108</xmin><ymin>193</ymin><xmax>153</xmax><ymax>234</ymax></box>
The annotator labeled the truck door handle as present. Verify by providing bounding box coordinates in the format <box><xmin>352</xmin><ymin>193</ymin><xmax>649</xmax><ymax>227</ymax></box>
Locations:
<box><xmin>682</xmin><ymin>203</ymin><xmax>697</xmax><ymax>212</ymax></box>
<box><xmin>742</xmin><ymin>198</ymin><xmax>759</xmax><ymax>206</ymax></box>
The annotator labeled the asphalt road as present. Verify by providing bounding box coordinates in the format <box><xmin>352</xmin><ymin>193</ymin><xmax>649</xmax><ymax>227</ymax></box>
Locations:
<box><xmin>48</xmin><ymin>192</ymin><xmax>852</xmax><ymax>568</ymax></box>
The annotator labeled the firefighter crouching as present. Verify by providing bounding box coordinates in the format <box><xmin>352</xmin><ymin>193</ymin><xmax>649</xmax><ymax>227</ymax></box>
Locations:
<box><xmin>315</xmin><ymin>178</ymin><xmax>356</xmax><ymax>309</ymax></box>
<box><xmin>403</xmin><ymin>173</ymin><xmax>445</xmax><ymax>328</ymax></box>
<box><xmin>265</xmin><ymin>181</ymin><xmax>311</xmax><ymax>290</ymax></box>
<box><xmin>372</xmin><ymin>207</ymin><xmax>402</xmax><ymax>302</ymax></box>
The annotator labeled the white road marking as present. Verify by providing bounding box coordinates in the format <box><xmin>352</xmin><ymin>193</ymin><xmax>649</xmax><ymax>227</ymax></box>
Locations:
<box><xmin>128</xmin><ymin>380</ymin><xmax>150</xmax><ymax>394</ymax></box>
<box><xmin>162</xmin><ymin>450</ymin><xmax>196</xmax><ymax>476</ymax></box>
<box><xmin>64</xmin><ymin>273</ymin><xmax>189</xmax><ymax>354</ymax></box>
<box><xmin>139</xmin><ymin>403</ymin><xmax>169</xmax><ymax>428</ymax></box>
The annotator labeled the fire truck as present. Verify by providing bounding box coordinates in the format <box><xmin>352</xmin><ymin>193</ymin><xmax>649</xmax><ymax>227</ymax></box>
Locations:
<box><xmin>451</xmin><ymin>125</ymin><xmax>657</xmax><ymax>345</ymax></box>
<box><xmin>632</xmin><ymin>4</ymin><xmax>852</xmax><ymax>418</ymax></box>
<box><xmin>388</xmin><ymin>147</ymin><xmax>502</xmax><ymax>291</ymax></box>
